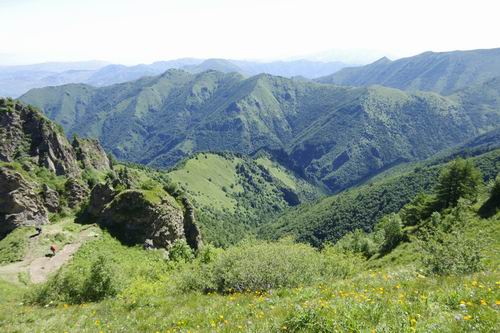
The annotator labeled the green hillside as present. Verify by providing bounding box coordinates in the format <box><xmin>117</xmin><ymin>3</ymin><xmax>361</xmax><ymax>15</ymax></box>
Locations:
<box><xmin>166</xmin><ymin>152</ymin><xmax>322</xmax><ymax>246</ymax></box>
<box><xmin>261</xmin><ymin>146</ymin><xmax>500</xmax><ymax>246</ymax></box>
<box><xmin>317</xmin><ymin>48</ymin><xmax>500</xmax><ymax>94</ymax></box>
<box><xmin>21</xmin><ymin>70</ymin><xmax>500</xmax><ymax>192</ymax></box>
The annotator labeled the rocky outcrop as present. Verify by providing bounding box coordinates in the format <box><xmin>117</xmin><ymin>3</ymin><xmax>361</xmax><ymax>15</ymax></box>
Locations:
<box><xmin>181</xmin><ymin>197</ymin><xmax>202</xmax><ymax>250</ymax></box>
<box><xmin>87</xmin><ymin>182</ymin><xmax>116</xmax><ymax>216</ymax></box>
<box><xmin>0</xmin><ymin>101</ymin><xmax>81</xmax><ymax>176</ymax></box>
<box><xmin>65</xmin><ymin>179</ymin><xmax>89</xmax><ymax>208</ymax></box>
<box><xmin>72</xmin><ymin>137</ymin><xmax>111</xmax><ymax>171</ymax></box>
<box><xmin>42</xmin><ymin>184</ymin><xmax>60</xmax><ymax>213</ymax></box>
<box><xmin>0</xmin><ymin>167</ymin><xmax>49</xmax><ymax>238</ymax></box>
<box><xmin>96</xmin><ymin>190</ymin><xmax>186</xmax><ymax>249</ymax></box>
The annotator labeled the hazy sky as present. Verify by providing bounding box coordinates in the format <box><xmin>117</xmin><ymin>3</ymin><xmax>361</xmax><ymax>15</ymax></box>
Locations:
<box><xmin>1</xmin><ymin>0</ymin><xmax>499</xmax><ymax>65</ymax></box>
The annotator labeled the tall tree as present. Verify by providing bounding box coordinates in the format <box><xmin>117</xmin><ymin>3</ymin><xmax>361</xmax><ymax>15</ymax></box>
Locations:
<box><xmin>435</xmin><ymin>158</ymin><xmax>482</xmax><ymax>209</ymax></box>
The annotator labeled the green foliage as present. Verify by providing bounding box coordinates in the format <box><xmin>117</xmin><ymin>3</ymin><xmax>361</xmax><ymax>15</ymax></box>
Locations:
<box><xmin>421</xmin><ymin>229</ymin><xmax>483</xmax><ymax>276</ymax></box>
<box><xmin>168</xmin><ymin>239</ymin><xmax>195</xmax><ymax>263</ymax></box>
<box><xmin>400</xmin><ymin>193</ymin><xmax>438</xmax><ymax>226</ymax></box>
<box><xmin>29</xmin><ymin>254</ymin><xmax>121</xmax><ymax>304</ymax></box>
<box><xmin>27</xmin><ymin>233</ymin><xmax>169</xmax><ymax>305</ymax></box>
<box><xmin>479</xmin><ymin>174</ymin><xmax>500</xmax><ymax>217</ymax></box>
<box><xmin>0</xmin><ymin>227</ymin><xmax>33</xmax><ymax>264</ymax></box>
<box><xmin>321</xmin><ymin>245</ymin><xmax>365</xmax><ymax>278</ymax></box>
<box><xmin>335</xmin><ymin>229</ymin><xmax>378</xmax><ymax>259</ymax></box>
<box><xmin>435</xmin><ymin>158</ymin><xmax>482</xmax><ymax>209</ymax></box>
<box><xmin>265</xmin><ymin>149</ymin><xmax>500</xmax><ymax>247</ymax></box>
<box><xmin>21</xmin><ymin>67</ymin><xmax>500</xmax><ymax>193</ymax></box>
<box><xmin>376</xmin><ymin>213</ymin><xmax>404</xmax><ymax>253</ymax></box>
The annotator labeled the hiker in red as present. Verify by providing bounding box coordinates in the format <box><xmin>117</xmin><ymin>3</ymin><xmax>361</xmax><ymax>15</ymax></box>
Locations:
<box><xmin>50</xmin><ymin>245</ymin><xmax>57</xmax><ymax>256</ymax></box>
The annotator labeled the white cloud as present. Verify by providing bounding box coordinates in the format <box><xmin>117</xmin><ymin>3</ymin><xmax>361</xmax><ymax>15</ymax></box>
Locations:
<box><xmin>0</xmin><ymin>0</ymin><xmax>499</xmax><ymax>65</ymax></box>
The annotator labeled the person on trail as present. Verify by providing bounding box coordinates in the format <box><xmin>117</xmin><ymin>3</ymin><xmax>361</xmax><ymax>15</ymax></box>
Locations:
<box><xmin>50</xmin><ymin>245</ymin><xmax>57</xmax><ymax>256</ymax></box>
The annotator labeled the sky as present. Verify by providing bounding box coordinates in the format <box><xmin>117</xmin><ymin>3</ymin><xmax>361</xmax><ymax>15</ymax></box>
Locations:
<box><xmin>0</xmin><ymin>0</ymin><xmax>499</xmax><ymax>65</ymax></box>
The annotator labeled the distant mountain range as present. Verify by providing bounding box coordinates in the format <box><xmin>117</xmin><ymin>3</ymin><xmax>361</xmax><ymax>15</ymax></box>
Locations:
<box><xmin>317</xmin><ymin>48</ymin><xmax>500</xmax><ymax>94</ymax></box>
<box><xmin>0</xmin><ymin>58</ymin><xmax>350</xmax><ymax>97</ymax></box>
<box><xmin>21</xmin><ymin>65</ymin><xmax>500</xmax><ymax>192</ymax></box>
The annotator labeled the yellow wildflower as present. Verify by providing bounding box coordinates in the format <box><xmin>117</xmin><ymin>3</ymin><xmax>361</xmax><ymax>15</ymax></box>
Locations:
<box><xmin>463</xmin><ymin>315</ymin><xmax>472</xmax><ymax>321</ymax></box>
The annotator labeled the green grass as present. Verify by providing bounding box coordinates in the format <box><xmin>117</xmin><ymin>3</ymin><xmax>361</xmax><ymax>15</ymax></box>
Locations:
<box><xmin>0</xmin><ymin>227</ymin><xmax>34</xmax><ymax>264</ymax></box>
<box><xmin>168</xmin><ymin>153</ymin><xmax>242</xmax><ymax>212</ymax></box>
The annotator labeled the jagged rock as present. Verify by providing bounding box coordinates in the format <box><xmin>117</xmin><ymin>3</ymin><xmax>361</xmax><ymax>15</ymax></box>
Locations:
<box><xmin>0</xmin><ymin>167</ymin><xmax>49</xmax><ymax>238</ymax></box>
<box><xmin>87</xmin><ymin>182</ymin><xmax>116</xmax><ymax>216</ymax></box>
<box><xmin>97</xmin><ymin>190</ymin><xmax>186</xmax><ymax>249</ymax></box>
<box><xmin>65</xmin><ymin>179</ymin><xmax>89</xmax><ymax>208</ymax></box>
<box><xmin>72</xmin><ymin>137</ymin><xmax>111</xmax><ymax>172</ymax></box>
<box><xmin>42</xmin><ymin>184</ymin><xmax>60</xmax><ymax>213</ymax></box>
<box><xmin>181</xmin><ymin>197</ymin><xmax>202</xmax><ymax>250</ymax></box>
<box><xmin>0</xmin><ymin>102</ymin><xmax>81</xmax><ymax>176</ymax></box>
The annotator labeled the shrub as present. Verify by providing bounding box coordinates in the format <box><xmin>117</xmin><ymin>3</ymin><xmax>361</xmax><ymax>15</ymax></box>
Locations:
<box><xmin>179</xmin><ymin>239</ymin><xmax>323</xmax><ymax>293</ymax></box>
<box><xmin>29</xmin><ymin>254</ymin><xmax>121</xmax><ymax>304</ymax></box>
<box><xmin>321</xmin><ymin>245</ymin><xmax>364</xmax><ymax>278</ymax></box>
<box><xmin>421</xmin><ymin>230</ymin><xmax>483</xmax><ymax>275</ymax></box>
<box><xmin>400</xmin><ymin>193</ymin><xmax>438</xmax><ymax>226</ymax></box>
<box><xmin>282</xmin><ymin>307</ymin><xmax>333</xmax><ymax>332</ymax></box>
<box><xmin>81</xmin><ymin>255</ymin><xmax>120</xmax><ymax>301</ymax></box>
<box><xmin>169</xmin><ymin>239</ymin><xmax>195</xmax><ymax>263</ymax></box>
<box><xmin>335</xmin><ymin>229</ymin><xmax>377</xmax><ymax>258</ymax></box>
<box><xmin>0</xmin><ymin>227</ymin><xmax>32</xmax><ymax>264</ymax></box>
<box><xmin>376</xmin><ymin>213</ymin><xmax>404</xmax><ymax>253</ymax></box>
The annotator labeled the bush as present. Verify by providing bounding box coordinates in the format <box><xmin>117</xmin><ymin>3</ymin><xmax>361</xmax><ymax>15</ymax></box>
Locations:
<box><xmin>376</xmin><ymin>213</ymin><xmax>404</xmax><ymax>253</ymax></box>
<box><xmin>282</xmin><ymin>307</ymin><xmax>333</xmax><ymax>332</ymax></box>
<box><xmin>211</xmin><ymin>239</ymin><xmax>322</xmax><ymax>292</ymax></box>
<box><xmin>176</xmin><ymin>239</ymin><xmax>323</xmax><ymax>293</ymax></box>
<box><xmin>421</xmin><ymin>229</ymin><xmax>483</xmax><ymax>275</ymax></box>
<box><xmin>81</xmin><ymin>255</ymin><xmax>120</xmax><ymax>301</ymax></box>
<box><xmin>29</xmin><ymin>254</ymin><xmax>121</xmax><ymax>304</ymax></box>
<box><xmin>335</xmin><ymin>229</ymin><xmax>377</xmax><ymax>258</ymax></box>
<box><xmin>321</xmin><ymin>245</ymin><xmax>365</xmax><ymax>278</ymax></box>
<box><xmin>169</xmin><ymin>239</ymin><xmax>195</xmax><ymax>263</ymax></box>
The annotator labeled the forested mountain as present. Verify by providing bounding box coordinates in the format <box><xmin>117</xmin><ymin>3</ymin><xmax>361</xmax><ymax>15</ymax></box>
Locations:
<box><xmin>0</xmin><ymin>58</ymin><xmax>349</xmax><ymax>97</ymax></box>
<box><xmin>21</xmin><ymin>69</ymin><xmax>500</xmax><ymax>192</ymax></box>
<box><xmin>261</xmin><ymin>141</ymin><xmax>500</xmax><ymax>246</ymax></box>
<box><xmin>317</xmin><ymin>48</ymin><xmax>500</xmax><ymax>94</ymax></box>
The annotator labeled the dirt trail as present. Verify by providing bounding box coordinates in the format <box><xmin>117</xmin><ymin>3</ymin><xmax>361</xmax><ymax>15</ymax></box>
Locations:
<box><xmin>0</xmin><ymin>226</ymin><xmax>98</xmax><ymax>284</ymax></box>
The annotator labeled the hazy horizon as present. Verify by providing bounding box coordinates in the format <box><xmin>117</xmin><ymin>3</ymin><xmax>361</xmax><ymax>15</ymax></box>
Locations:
<box><xmin>2</xmin><ymin>0</ymin><xmax>500</xmax><ymax>66</ymax></box>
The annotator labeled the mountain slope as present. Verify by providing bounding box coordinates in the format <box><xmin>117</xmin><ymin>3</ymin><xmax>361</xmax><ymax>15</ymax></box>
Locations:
<box><xmin>21</xmin><ymin>70</ymin><xmax>500</xmax><ymax>192</ymax></box>
<box><xmin>318</xmin><ymin>48</ymin><xmax>500</xmax><ymax>94</ymax></box>
<box><xmin>165</xmin><ymin>152</ymin><xmax>322</xmax><ymax>246</ymax></box>
<box><xmin>261</xmin><ymin>144</ymin><xmax>500</xmax><ymax>246</ymax></box>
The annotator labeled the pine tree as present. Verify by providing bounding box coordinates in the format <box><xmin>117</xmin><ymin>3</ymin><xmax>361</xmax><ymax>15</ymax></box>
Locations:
<box><xmin>435</xmin><ymin>158</ymin><xmax>482</xmax><ymax>209</ymax></box>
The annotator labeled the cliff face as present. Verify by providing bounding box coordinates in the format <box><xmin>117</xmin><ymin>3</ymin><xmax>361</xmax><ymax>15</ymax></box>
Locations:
<box><xmin>0</xmin><ymin>99</ymin><xmax>110</xmax><ymax>238</ymax></box>
<box><xmin>0</xmin><ymin>167</ymin><xmax>49</xmax><ymax>237</ymax></box>
<box><xmin>0</xmin><ymin>100</ymin><xmax>81</xmax><ymax>176</ymax></box>
<box><xmin>0</xmin><ymin>98</ymin><xmax>202</xmax><ymax>250</ymax></box>
<box><xmin>72</xmin><ymin>137</ymin><xmax>111</xmax><ymax>171</ymax></box>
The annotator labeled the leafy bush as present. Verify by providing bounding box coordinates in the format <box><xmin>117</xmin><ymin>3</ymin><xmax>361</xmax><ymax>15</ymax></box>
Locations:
<box><xmin>176</xmin><ymin>239</ymin><xmax>323</xmax><ymax>293</ymax></box>
<box><xmin>29</xmin><ymin>254</ymin><xmax>121</xmax><ymax>304</ymax></box>
<box><xmin>282</xmin><ymin>307</ymin><xmax>333</xmax><ymax>333</ymax></box>
<box><xmin>335</xmin><ymin>229</ymin><xmax>377</xmax><ymax>258</ymax></box>
<box><xmin>168</xmin><ymin>239</ymin><xmax>195</xmax><ymax>263</ymax></box>
<box><xmin>421</xmin><ymin>229</ymin><xmax>483</xmax><ymax>275</ymax></box>
<box><xmin>376</xmin><ymin>213</ymin><xmax>404</xmax><ymax>253</ymax></box>
<box><xmin>321</xmin><ymin>245</ymin><xmax>365</xmax><ymax>278</ymax></box>
<box><xmin>211</xmin><ymin>239</ymin><xmax>322</xmax><ymax>292</ymax></box>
